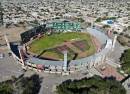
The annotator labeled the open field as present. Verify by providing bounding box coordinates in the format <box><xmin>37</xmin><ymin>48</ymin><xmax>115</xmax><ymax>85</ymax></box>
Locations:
<box><xmin>28</xmin><ymin>32</ymin><xmax>96</xmax><ymax>60</ymax></box>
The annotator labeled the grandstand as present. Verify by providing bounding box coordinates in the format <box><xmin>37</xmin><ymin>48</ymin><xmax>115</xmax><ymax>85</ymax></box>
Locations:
<box><xmin>20</xmin><ymin>24</ymin><xmax>46</xmax><ymax>43</ymax></box>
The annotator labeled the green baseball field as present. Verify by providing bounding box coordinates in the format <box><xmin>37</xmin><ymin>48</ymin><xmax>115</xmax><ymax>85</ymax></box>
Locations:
<box><xmin>28</xmin><ymin>32</ymin><xmax>96</xmax><ymax>60</ymax></box>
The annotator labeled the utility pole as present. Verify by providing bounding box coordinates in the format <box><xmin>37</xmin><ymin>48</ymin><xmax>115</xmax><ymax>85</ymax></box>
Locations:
<box><xmin>112</xmin><ymin>35</ymin><xmax>117</xmax><ymax>51</ymax></box>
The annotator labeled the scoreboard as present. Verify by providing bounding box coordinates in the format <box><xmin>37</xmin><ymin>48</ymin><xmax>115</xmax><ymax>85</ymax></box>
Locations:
<box><xmin>47</xmin><ymin>22</ymin><xmax>81</xmax><ymax>31</ymax></box>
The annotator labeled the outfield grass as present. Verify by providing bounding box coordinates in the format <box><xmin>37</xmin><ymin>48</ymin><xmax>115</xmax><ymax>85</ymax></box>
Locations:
<box><xmin>29</xmin><ymin>32</ymin><xmax>90</xmax><ymax>53</ymax></box>
<box><xmin>41</xmin><ymin>51</ymin><xmax>62</xmax><ymax>60</ymax></box>
<box><xmin>29</xmin><ymin>32</ymin><xmax>96</xmax><ymax>60</ymax></box>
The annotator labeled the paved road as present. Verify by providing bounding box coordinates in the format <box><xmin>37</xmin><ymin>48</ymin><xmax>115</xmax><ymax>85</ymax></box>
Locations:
<box><xmin>109</xmin><ymin>41</ymin><xmax>126</xmax><ymax>64</ymax></box>
<box><xmin>26</xmin><ymin>67</ymin><xmax>101</xmax><ymax>94</ymax></box>
<box><xmin>0</xmin><ymin>50</ymin><xmax>23</xmax><ymax>82</ymax></box>
<box><xmin>38</xmin><ymin>73</ymin><xmax>90</xmax><ymax>94</ymax></box>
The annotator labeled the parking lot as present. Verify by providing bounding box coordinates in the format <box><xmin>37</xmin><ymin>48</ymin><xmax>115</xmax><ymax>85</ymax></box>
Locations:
<box><xmin>0</xmin><ymin>48</ymin><xmax>23</xmax><ymax>82</ymax></box>
<box><xmin>0</xmin><ymin>26</ymin><xmax>26</xmax><ymax>81</ymax></box>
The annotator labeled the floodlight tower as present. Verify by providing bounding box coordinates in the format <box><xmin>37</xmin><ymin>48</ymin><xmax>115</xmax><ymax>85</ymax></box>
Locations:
<box><xmin>63</xmin><ymin>51</ymin><xmax>68</xmax><ymax>72</ymax></box>
<box><xmin>112</xmin><ymin>35</ymin><xmax>117</xmax><ymax>51</ymax></box>
<box><xmin>91</xmin><ymin>21</ymin><xmax>94</xmax><ymax>28</ymax></box>
<box><xmin>18</xmin><ymin>46</ymin><xmax>25</xmax><ymax>66</ymax></box>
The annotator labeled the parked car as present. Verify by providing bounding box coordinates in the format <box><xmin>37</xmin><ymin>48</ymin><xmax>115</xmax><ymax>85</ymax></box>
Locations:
<box><xmin>0</xmin><ymin>53</ymin><xmax>4</xmax><ymax>59</ymax></box>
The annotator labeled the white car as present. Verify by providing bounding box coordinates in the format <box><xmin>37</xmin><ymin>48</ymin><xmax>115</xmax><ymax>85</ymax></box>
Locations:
<box><xmin>0</xmin><ymin>53</ymin><xmax>4</xmax><ymax>59</ymax></box>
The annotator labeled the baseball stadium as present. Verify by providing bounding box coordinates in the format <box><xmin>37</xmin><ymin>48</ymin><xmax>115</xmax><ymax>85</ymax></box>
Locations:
<box><xmin>7</xmin><ymin>19</ymin><xmax>113</xmax><ymax>74</ymax></box>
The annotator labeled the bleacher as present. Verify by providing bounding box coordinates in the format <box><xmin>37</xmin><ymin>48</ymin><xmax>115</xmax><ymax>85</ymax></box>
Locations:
<box><xmin>20</xmin><ymin>24</ymin><xmax>46</xmax><ymax>44</ymax></box>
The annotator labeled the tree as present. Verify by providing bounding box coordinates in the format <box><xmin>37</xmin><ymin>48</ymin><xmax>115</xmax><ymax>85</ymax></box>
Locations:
<box><xmin>0</xmin><ymin>82</ymin><xmax>14</xmax><ymax>94</ymax></box>
<box><xmin>16</xmin><ymin>74</ymin><xmax>42</xmax><ymax>94</ymax></box>
<box><xmin>56</xmin><ymin>75</ymin><xmax>126</xmax><ymax>94</ymax></box>
<box><xmin>95</xmin><ymin>17</ymin><xmax>102</xmax><ymax>22</ymax></box>
<box><xmin>128</xmin><ymin>26</ymin><xmax>130</xmax><ymax>30</ymax></box>
<box><xmin>0</xmin><ymin>74</ymin><xmax>42</xmax><ymax>94</ymax></box>
<box><xmin>102</xmin><ymin>25</ymin><xmax>110</xmax><ymax>29</ymax></box>
<box><xmin>120</xmin><ymin>49</ymin><xmax>130</xmax><ymax>74</ymax></box>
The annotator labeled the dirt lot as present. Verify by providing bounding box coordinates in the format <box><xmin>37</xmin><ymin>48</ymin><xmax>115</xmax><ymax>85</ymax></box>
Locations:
<box><xmin>0</xmin><ymin>26</ymin><xmax>27</xmax><ymax>43</ymax></box>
